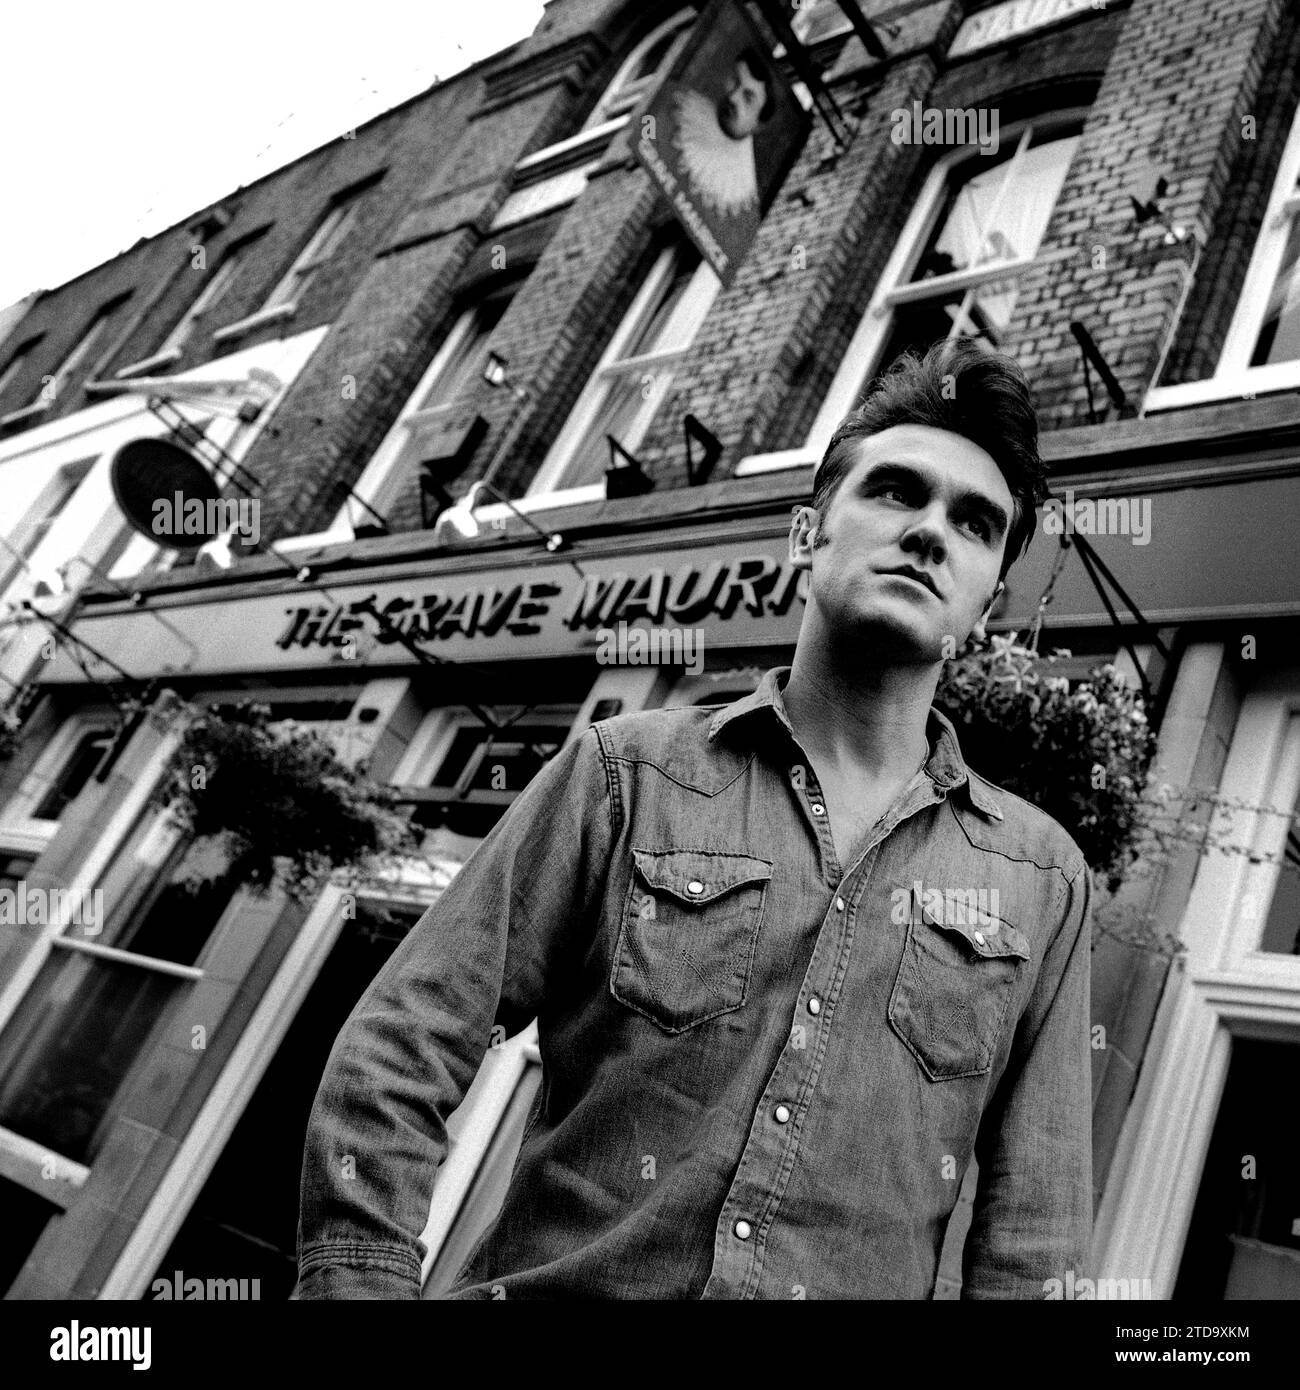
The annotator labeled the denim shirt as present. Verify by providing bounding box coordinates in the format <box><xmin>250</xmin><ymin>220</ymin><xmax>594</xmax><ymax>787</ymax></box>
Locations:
<box><xmin>296</xmin><ymin>665</ymin><xmax>1093</xmax><ymax>1300</ymax></box>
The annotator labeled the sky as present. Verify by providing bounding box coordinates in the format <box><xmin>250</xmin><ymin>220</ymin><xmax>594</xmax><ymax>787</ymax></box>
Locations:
<box><xmin>0</xmin><ymin>0</ymin><xmax>546</xmax><ymax>309</ymax></box>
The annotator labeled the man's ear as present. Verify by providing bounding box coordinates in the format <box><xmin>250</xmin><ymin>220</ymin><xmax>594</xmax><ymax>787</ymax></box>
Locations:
<box><xmin>789</xmin><ymin>504</ymin><xmax>819</xmax><ymax>570</ymax></box>
<box><xmin>970</xmin><ymin>579</ymin><xmax>1005</xmax><ymax>643</ymax></box>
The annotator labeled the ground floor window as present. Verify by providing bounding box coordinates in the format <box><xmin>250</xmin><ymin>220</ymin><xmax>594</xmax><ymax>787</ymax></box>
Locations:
<box><xmin>1174</xmin><ymin>1037</ymin><xmax>1300</xmax><ymax>1299</ymax></box>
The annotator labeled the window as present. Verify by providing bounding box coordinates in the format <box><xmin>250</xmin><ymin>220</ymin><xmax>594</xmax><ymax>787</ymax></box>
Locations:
<box><xmin>1147</xmin><ymin>104</ymin><xmax>1300</xmax><ymax>410</ymax></box>
<box><xmin>737</xmin><ymin>113</ymin><xmax>1085</xmax><ymax>474</ymax></box>
<box><xmin>874</xmin><ymin>121</ymin><xmax>1081</xmax><ymax>363</ymax></box>
<box><xmin>0</xmin><ymin>712</ymin><xmax>115</xmax><ymax>835</ymax></box>
<box><xmin>32</xmin><ymin>300</ymin><xmax>125</xmax><ymax>408</ymax></box>
<box><xmin>334</xmin><ymin>277</ymin><xmax>522</xmax><ymax>529</ymax></box>
<box><xmin>400</xmin><ymin>705</ymin><xmax>580</xmax><ymax>842</ymax></box>
<box><xmin>0</xmin><ymin>824</ymin><xmax>243</xmax><ymax>1170</ymax></box>
<box><xmin>262</xmin><ymin>187</ymin><xmax>367</xmax><ymax>312</ymax></box>
<box><xmin>791</xmin><ymin>0</ymin><xmax>858</xmax><ymax>44</ymax></box>
<box><xmin>583</xmin><ymin>8</ymin><xmax>694</xmax><ymax>132</ymax></box>
<box><xmin>156</xmin><ymin>247</ymin><xmax>247</xmax><ymax>356</ymax></box>
<box><xmin>0</xmin><ymin>335</ymin><xmax>41</xmax><ymax>400</ymax></box>
<box><xmin>526</xmin><ymin>240</ymin><xmax>721</xmax><ymax>497</ymax></box>
<box><xmin>30</xmin><ymin>727</ymin><xmax>114</xmax><ymax>821</ymax></box>
<box><xmin>0</xmin><ymin>458</ymin><xmax>95</xmax><ymax>595</ymax></box>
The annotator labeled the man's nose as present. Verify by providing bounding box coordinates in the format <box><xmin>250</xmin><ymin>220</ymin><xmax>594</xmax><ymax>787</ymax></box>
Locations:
<box><xmin>901</xmin><ymin>508</ymin><xmax>947</xmax><ymax>564</ymax></box>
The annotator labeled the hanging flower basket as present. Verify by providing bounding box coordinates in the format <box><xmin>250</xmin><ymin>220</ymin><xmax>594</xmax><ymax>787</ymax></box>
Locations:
<box><xmin>934</xmin><ymin>633</ymin><xmax>1158</xmax><ymax>896</ymax></box>
<box><xmin>158</xmin><ymin>702</ymin><xmax>416</xmax><ymax>900</ymax></box>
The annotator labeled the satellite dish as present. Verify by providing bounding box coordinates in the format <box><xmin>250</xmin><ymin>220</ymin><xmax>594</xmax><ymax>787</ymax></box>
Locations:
<box><xmin>110</xmin><ymin>437</ymin><xmax>224</xmax><ymax>549</ymax></box>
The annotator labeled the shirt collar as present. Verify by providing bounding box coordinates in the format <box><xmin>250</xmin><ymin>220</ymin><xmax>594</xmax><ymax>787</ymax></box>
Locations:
<box><xmin>706</xmin><ymin>665</ymin><xmax>1004</xmax><ymax>822</ymax></box>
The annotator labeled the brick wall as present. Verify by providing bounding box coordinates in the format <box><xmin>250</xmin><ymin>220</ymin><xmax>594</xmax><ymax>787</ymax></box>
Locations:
<box><xmin>1000</xmin><ymin>0</ymin><xmax>1288</xmax><ymax>429</ymax></box>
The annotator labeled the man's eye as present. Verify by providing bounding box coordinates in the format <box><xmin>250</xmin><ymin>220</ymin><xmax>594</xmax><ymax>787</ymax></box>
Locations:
<box><xmin>878</xmin><ymin>485</ymin><xmax>909</xmax><ymax>502</ymax></box>
<box><xmin>964</xmin><ymin>516</ymin><xmax>991</xmax><ymax>539</ymax></box>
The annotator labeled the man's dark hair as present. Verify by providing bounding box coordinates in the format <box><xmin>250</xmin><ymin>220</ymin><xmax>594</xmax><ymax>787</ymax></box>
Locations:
<box><xmin>734</xmin><ymin>47</ymin><xmax>777</xmax><ymax>123</ymax></box>
<box><xmin>811</xmin><ymin>339</ymin><xmax>1046</xmax><ymax>580</ymax></box>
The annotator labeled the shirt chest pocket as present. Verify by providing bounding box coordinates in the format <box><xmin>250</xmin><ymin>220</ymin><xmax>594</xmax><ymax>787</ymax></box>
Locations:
<box><xmin>611</xmin><ymin>847</ymin><xmax>773</xmax><ymax>1034</ymax></box>
<box><xmin>888</xmin><ymin>903</ymin><xmax>1031</xmax><ymax>1081</ymax></box>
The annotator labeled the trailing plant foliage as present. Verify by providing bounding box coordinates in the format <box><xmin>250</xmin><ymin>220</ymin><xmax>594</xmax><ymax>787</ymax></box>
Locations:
<box><xmin>159</xmin><ymin>702</ymin><xmax>415</xmax><ymax>899</ymax></box>
<box><xmin>934</xmin><ymin>634</ymin><xmax>1158</xmax><ymax>895</ymax></box>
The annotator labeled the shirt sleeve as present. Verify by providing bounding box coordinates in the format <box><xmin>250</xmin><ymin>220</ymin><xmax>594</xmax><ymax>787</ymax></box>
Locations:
<box><xmin>961</xmin><ymin>857</ymin><xmax>1094</xmax><ymax>1300</ymax></box>
<box><xmin>295</xmin><ymin>722</ymin><xmax>617</xmax><ymax>1299</ymax></box>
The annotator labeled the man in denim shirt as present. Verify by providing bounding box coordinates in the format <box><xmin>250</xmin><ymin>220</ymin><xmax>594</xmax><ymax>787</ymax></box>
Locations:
<box><xmin>296</xmin><ymin>340</ymin><xmax>1094</xmax><ymax>1299</ymax></box>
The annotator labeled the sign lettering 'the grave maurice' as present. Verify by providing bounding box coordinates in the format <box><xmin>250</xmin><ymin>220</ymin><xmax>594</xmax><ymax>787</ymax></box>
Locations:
<box><xmin>274</xmin><ymin>553</ymin><xmax>807</xmax><ymax>652</ymax></box>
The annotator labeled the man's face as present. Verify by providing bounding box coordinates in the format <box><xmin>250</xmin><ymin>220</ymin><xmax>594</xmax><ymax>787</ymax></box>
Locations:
<box><xmin>718</xmin><ymin>58</ymin><xmax>768</xmax><ymax>139</ymax></box>
<box><xmin>791</xmin><ymin>424</ymin><xmax>1014</xmax><ymax>662</ymax></box>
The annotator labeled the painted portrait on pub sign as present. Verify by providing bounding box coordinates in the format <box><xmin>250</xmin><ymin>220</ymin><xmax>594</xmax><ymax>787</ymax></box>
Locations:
<box><xmin>635</xmin><ymin>0</ymin><xmax>811</xmax><ymax>286</ymax></box>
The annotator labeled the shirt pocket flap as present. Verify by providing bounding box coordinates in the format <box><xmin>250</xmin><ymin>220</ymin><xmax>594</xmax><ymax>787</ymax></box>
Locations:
<box><xmin>918</xmin><ymin>907</ymin><xmax>1031</xmax><ymax>962</ymax></box>
<box><xmin>631</xmin><ymin>847</ymin><xmax>773</xmax><ymax>907</ymax></box>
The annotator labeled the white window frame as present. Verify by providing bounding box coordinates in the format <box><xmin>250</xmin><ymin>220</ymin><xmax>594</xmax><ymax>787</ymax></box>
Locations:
<box><xmin>524</xmin><ymin>243</ymin><xmax>721</xmax><ymax>501</ymax></box>
<box><xmin>736</xmin><ymin>111</ymin><xmax>1088</xmax><ymax>476</ymax></box>
<box><xmin>1145</xmin><ymin>105</ymin><xmax>1300</xmax><ymax>412</ymax></box>
<box><xmin>12</xmin><ymin>310</ymin><xmax>114</xmax><ymax>419</ymax></box>
<box><xmin>790</xmin><ymin>0</ymin><xmax>856</xmax><ymax>44</ymax></box>
<box><xmin>326</xmin><ymin>293</ymin><xmax>518</xmax><ymax>535</ymax></box>
<box><xmin>116</xmin><ymin>249</ymin><xmax>247</xmax><ymax>380</ymax></box>
<box><xmin>261</xmin><ymin>193</ymin><xmax>365</xmax><ymax>317</ymax></box>
<box><xmin>0</xmin><ymin>709</ymin><xmax>117</xmax><ymax>849</ymax></box>
<box><xmin>503</xmin><ymin>10</ymin><xmax>695</xmax><ymax>185</ymax></box>
<box><xmin>0</xmin><ymin>718</ymin><xmax>189</xmax><ymax>1207</ymax></box>
<box><xmin>1095</xmin><ymin>661</ymin><xmax>1300</xmax><ymax>1296</ymax></box>
<box><xmin>583</xmin><ymin>8</ymin><xmax>694</xmax><ymax>132</ymax></box>
<box><xmin>401</xmin><ymin>702</ymin><xmax>583</xmax><ymax>804</ymax></box>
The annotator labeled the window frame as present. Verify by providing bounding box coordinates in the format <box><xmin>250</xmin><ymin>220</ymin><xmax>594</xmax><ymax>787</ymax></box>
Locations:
<box><xmin>523</xmin><ymin>241</ymin><xmax>721</xmax><ymax>501</ymax></box>
<box><xmin>1096</xmin><ymin>661</ymin><xmax>1300</xmax><ymax>1295</ymax></box>
<box><xmin>582</xmin><ymin>7</ymin><xmax>695</xmax><ymax>132</ymax></box>
<box><xmin>735</xmin><ymin>110</ymin><xmax>1090</xmax><ymax>476</ymax></box>
<box><xmin>0</xmin><ymin>711</ymin><xmax>189</xmax><ymax>1206</ymax></box>
<box><xmin>14</xmin><ymin>302</ymin><xmax>124</xmax><ymax>418</ymax></box>
<box><xmin>262</xmin><ymin>193</ymin><xmax>365</xmax><ymax>314</ymax></box>
<box><xmin>495</xmin><ymin>9</ymin><xmax>695</xmax><ymax>198</ymax></box>
<box><xmin>325</xmin><ymin>279</ymin><xmax>524</xmax><ymax>534</ymax></box>
<box><xmin>1145</xmin><ymin>104</ymin><xmax>1300</xmax><ymax>412</ymax></box>
<box><xmin>0</xmin><ymin>708</ymin><xmax>117</xmax><ymax>847</ymax></box>
<box><xmin>116</xmin><ymin>245</ymin><xmax>250</xmax><ymax>379</ymax></box>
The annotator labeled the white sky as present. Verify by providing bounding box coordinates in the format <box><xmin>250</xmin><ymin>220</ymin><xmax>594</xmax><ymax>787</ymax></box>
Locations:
<box><xmin>0</xmin><ymin>0</ymin><xmax>546</xmax><ymax>309</ymax></box>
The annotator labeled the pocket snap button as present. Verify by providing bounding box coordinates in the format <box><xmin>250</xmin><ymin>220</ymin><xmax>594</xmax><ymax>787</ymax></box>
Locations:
<box><xmin>734</xmin><ymin>1220</ymin><xmax>752</xmax><ymax>1240</ymax></box>
<box><xmin>687</xmin><ymin>880</ymin><xmax>704</xmax><ymax>894</ymax></box>
<box><xmin>807</xmin><ymin>997</ymin><xmax>822</xmax><ymax>1015</ymax></box>
<box><xmin>811</xmin><ymin>803</ymin><xmax>825</xmax><ymax>816</ymax></box>
<box><xmin>974</xmin><ymin>931</ymin><xmax>986</xmax><ymax>946</ymax></box>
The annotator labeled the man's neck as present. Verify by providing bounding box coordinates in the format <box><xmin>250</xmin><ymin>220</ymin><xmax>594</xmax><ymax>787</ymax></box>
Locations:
<box><xmin>781</xmin><ymin>641</ymin><xmax>939</xmax><ymax>786</ymax></box>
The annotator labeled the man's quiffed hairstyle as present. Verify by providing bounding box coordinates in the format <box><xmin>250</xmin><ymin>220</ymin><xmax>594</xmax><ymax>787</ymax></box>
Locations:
<box><xmin>812</xmin><ymin>340</ymin><xmax>1046</xmax><ymax>580</ymax></box>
